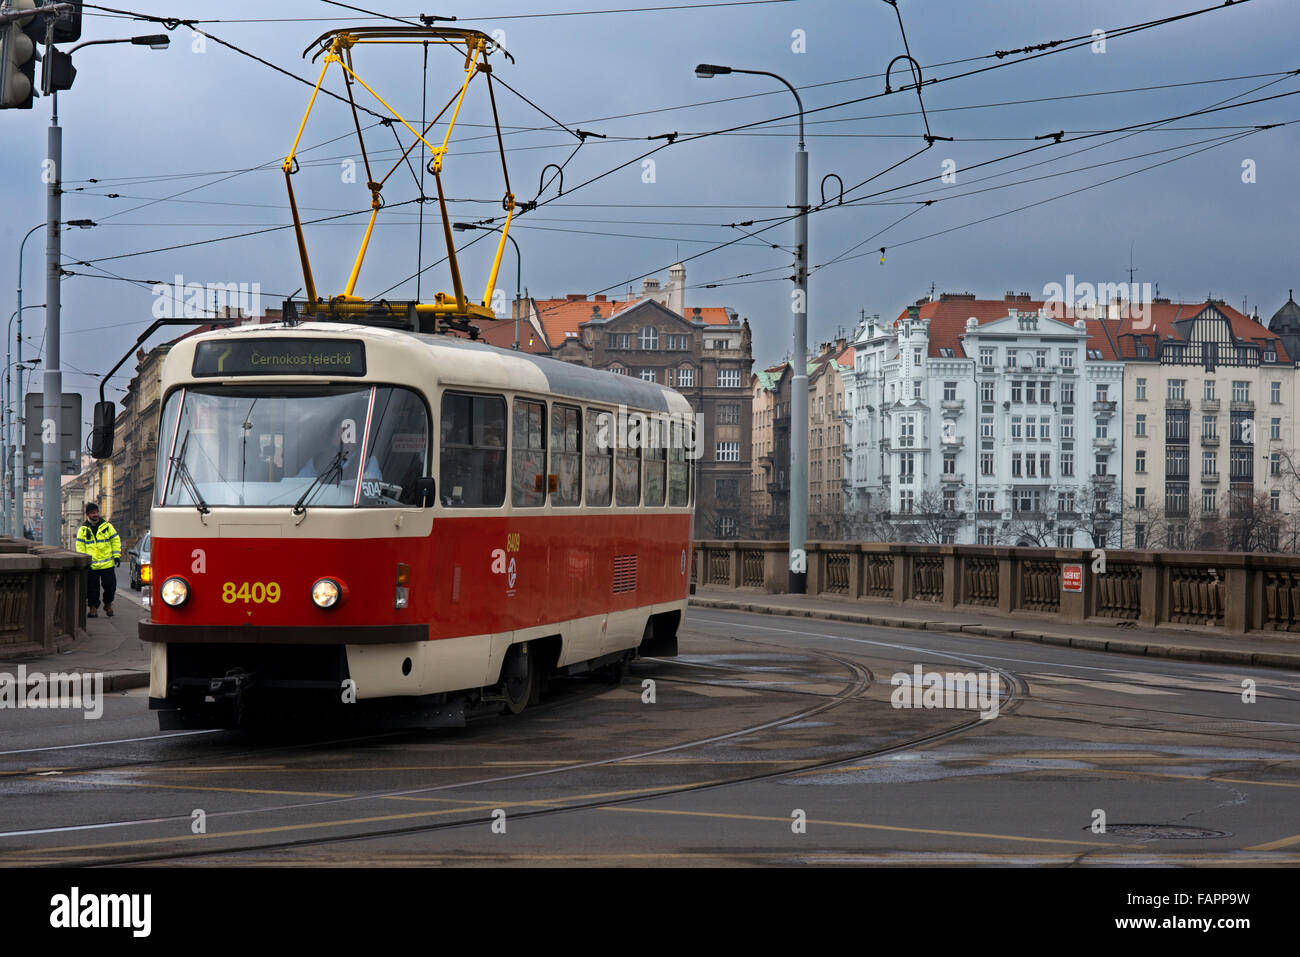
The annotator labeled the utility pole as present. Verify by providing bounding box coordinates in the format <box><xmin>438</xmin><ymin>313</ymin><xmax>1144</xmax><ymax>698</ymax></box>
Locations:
<box><xmin>41</xmin><ymin>83</ymin><xmax>61</xmax><ymax>544</ymax></box>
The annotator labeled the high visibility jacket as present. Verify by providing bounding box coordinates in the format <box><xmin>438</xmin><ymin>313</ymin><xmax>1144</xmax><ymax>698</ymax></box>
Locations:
<box><xmin>76</xmin><ymin>520</ymin><xmax>121</xmax><ymax>570</ymax></box>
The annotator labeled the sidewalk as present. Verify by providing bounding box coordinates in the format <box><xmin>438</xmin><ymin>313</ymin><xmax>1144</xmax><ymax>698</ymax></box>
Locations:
<box><xmin>0</xmin><ymin>585</ymin><xmax>150</xmax><ymax>690</ymax></box>
<box><xmin>690</xmin><ymin>587</ymin><xmax>1300</xmax><ymax>672</ymax></box>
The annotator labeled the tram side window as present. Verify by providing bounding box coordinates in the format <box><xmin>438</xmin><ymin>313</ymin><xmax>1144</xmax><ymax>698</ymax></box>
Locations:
<box><xmin>644</xmin><ymin>415</ymin><xmax>666</xmax><ymax>507</ymax></box>
<box><xmin>616</xmin><ymin>413</ymin><xmax>643</xmax><ymax>506</ymax></box>
<box><xmin>550</xmin><ymin>403</ymin><xmax>582</xmax><ymax>507</ymax></box>
<box><xmin>512</xmin><ymin>398</ymin><xmax>547</xmax><ymax>507</ymax></box>
<box><xmin>668</xmin><ymin>418</ymin><xmax>690</xmax><ymax>507</ymax></box>
<box><xmin>440</xmin><ymin>391</ymin><xmax>506</xmax><ymax>507</ymax></box>
<box><xmin>585</xmin><ymin>409</ymin><xmax>613</xmax><ymax>507</ymax></box>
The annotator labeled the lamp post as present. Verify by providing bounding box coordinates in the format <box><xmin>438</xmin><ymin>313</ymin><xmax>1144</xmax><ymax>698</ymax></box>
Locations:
<box><xmin>697</xmin><ymin>62</ymin><xmax>808</xmax><ymax>591</ymax></box>
<box><xmin>453</xmin><ymin>221</ymin><xmax>522</xmax><ymax>348</ymax></box>
<box><xmin>39</xmin><ymin>33</ymin><xmax>168</xmax><ymax>545</ymax></box>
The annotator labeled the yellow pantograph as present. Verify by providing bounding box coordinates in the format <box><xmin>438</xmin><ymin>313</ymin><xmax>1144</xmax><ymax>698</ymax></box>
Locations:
<box><xmin>283</xmin><ymin>27</ymin><xmax>516</xmax><ymax>326</ymax></box>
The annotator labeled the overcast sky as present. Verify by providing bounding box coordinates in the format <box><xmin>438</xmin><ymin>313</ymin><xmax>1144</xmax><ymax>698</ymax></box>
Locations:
<box><xmin>2</xmin><ymin>0</ymin><xmax>1298</xmax><ymax>433</ymax></box>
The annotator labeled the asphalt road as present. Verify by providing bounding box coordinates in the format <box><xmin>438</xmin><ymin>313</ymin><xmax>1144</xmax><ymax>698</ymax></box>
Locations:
<box><xmin>2</xmin><ymin>606</ymin><xmax>1299</xmax><ymax>866</ymax></box>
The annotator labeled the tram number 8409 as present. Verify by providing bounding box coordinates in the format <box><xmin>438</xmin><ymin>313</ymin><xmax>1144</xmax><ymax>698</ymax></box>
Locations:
<box><xmin>222</xmin><ymin>581</ymin><xmax>282</xmax><ymax>604</ymax></box>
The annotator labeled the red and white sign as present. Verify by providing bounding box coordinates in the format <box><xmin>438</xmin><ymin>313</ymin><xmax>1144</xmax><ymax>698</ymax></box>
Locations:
<box><xmin>1062</xmin><ymin>564</ymin><xmax>1083</xmax><ymax>592</ymax></box>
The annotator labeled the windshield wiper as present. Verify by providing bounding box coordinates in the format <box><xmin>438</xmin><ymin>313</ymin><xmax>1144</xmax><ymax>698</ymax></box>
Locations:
<box><xmin>168</xmin><ymin>431</ymin><xmax>210</xmax><ymax>515</ymax></box>
<box><xmin>292</xmin><ymin>446</ymin><xmax>348</xmax><ymax>515</ymax></box>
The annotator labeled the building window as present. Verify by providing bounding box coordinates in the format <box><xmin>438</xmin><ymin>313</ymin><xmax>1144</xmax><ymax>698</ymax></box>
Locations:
<box><xmin>980</xmin><ymin>381</ymin><xmax>995</xmax><ymax>403</ymax></box>
<box><xmin>1095</xmin><ymin>456</ymin><xmax>1110</xmax><ymax>476</ymax></box>
<box><xmin>899</xmin><ymin>415</ymin><xmax>916</xmax><ymax>447</ymax></box>
<box><xmin>980</xmin><ymin>416</ymin><xmax>994</xmax><ymax>439</ymax></box>
<box><xmin>1035</xmin><ymin>349</ymin><xmax>1048</xmax><ymax>368</ymax></box>
<box><xmin>715</xmin><ymin>441</ymin><xmax>740</xmax><ymax>462</ymax></box>
<box><xmin>943</xmin><ymin>381</ymin><xmax>957</xmax><ymax>402</ymax></box>
<box><xmin>610</xmin><ymin>366</ymin><xmax>628</xmax><ymax>375</ymax></box>
<box><xmin>1016</xmin><ymin>489</ymin><xmax>1041</xmax><ymax>512</ymax></box>
<box><xmin>1134</xmin><ymin>487</ymin><xmax>1145</xmax><ymax>510</ymax></box>
<box><xmin>717</xmin><ymin>368</ymin><xmax>742</xmax><ymax>388</ymax></box>
<box><xmin>1025</xmin><ymin>380</ymin><xmax>1038</xmax><ymax>405</ymax></box>
<box><xmin>1202</xmin><ymin>488</ymin><xmax>1216</xmax><ymax>514</ymax></box>
<box><xmin>980</xmin><ymin>452</ymin><xmax>994</xmax><ymax>476</ymax></box>
<box><xmin>1271</xmin><ymin>452</ymin><xmax>1282</xmax><ymax>476</ymax></box>
<box><xmin>1040</xmin><ymin>382</ymin><xmax>1051</xmax><ymax>403</ymax></box>
<box><xmin>943</xmin><ymin>453</ymin><xmax>956</xmax><ymax>475</ymax></box>
<box><xmin>1026</xmin><ymin>418</ymin><xmax>1039</xmax><ymax>441</ymax></box>
<box><xmin>978</xmin><ymin>527</ymin><xmax>995</xmax><ymax>545</ymax></box>
<box><xmin>899</xmin><ymin>452</ymin><xmax>915</xmax><ymax>485</ymax></box>
<box><xmin>1204</xmin><ymin>379</ymin><xmax>1216</xmax><ymax>401</ymax></box>
<box><xmin>980</xmin><ymin>347</ymin><xmax>995</xmax><ymax>368</ymax></box>
<box><xmin>912</xmin><ymin>380</ymin><xmax>922</xmax><ymax>399</ymax></box>
<box><xmin>1061</xmin><ymin>382</ymin><xmax>1075</xmax><ymax>405</ymax></box>
<box><xmin>942</xmin><ymin>488</ymin><xmax>957</xmax><ymax>512</ymax></box>
<box><xmin>1272</xmin><ymin>381</ymin><xmax>1282</xmax><ymax>404</ymax></box>
<box><xmin>666</xmin><ymin>334</ymin><xmax>689</xmax><ymax>351</ymax></box>
<box><xmin>1025</xmin><ymin>454</ymin><xmax>1037</xmax><ymax>478</ymax></box>
<box><xmin>1230</xmin><ymin>448</ymin><xmax>1253</xmax><ymax>480</ymax></box>
<box><xmin>637</xmin><ymin>327</ymin><xmax>659</xmax><ymax>350</ymax></box>
<box><xmin>1061</xmin><ymin>416</ymin><xmax>1074</xmax><ymax>440</ymax></box>
<box><xmin>717</xmin><ymin>403</ymin><xmax>740</xmax><ymax>425</ymax></box>
<box><xmin>1096</xmin><ymin>384</ymin><xmax>1109</xmax><ymax>402</ymax></box>
<box><xmin>1168</xmin><ymin>379</ymin><xmax>1186</xmax><ymax>400</ymax></box>
<box><xmin>1135</xmin><ymin>450</ymin><xmax>1146</xmax><ymax>472</ymax></box>
<box><xmin>1232</xmin><ymin>380</ymin><xmax>1250</xmax><ymax>403</ymax></box>
<box><xmin>1271</xmin><ymin>417</ymin><xmax>1281</xmax><ymax>440</ymax></box>
<box><xmin>1011</xmin><ymin>381</ymin><xmax>1022</xmax><ymax>403</ymax></box>
<box><xmin>1061</xmin><ymin>452</ymin><xmax>1074</xmax><ymax>477</ymax></box>
<box><xmin>677</xmin><ymin>367</ymin><xmax>695</xmax><ymax>387</ymax></box>
<box><xmin>1272</xmin><ymin>489</ymin><xmax>1281</xmax><ymax>511</ymax></box>
<box><xmin>1006</xmin><ymin>348</ymin><xmax>1018</xmax><ymax>368</ymax></box>
<box><xmin>1040</xmin><ymin>453</ymin><xmax>1051</xmax><ymax>478</ymax></box>
<box><xmin>1134</xmin><ymin>523</ymin><xmax>1146</xmax><ymax>549</ymax></box>
<box><xmin>1096</xmin><ymin>421</ymin><xmax>1108</xmax><ymax>440</ymax></box>
<box><xmin>1058</xmin><ymin>491</ymin><xmax>1076</xmax><ymax>513</ymax></box>
<box><xmin>1011</xmin><ymin>453</ymin><xmax>1023</xmax><ymax>478</ymax></box>
<box><xmin>1056</xmin><ymin>528</ymin><xmax>1073</xmax><ymax>549</ymax></box>
<box><xmin>1060</xmin><ymin>349</ymin><xmax>1075</xmax><ymax>368</ymax></box>
<box><xmin>1039</xmin><ymin>416</ymin><xmax>1051</xmax><ymax>440</ymax></box>
<box><xmin>1202</xmin><ymin>451</ymin><xmax>1217</xmax><ymax>476</ymax></box>
<box><xmin>718</xmin><ymin>516</ymin><xmax>737</xmax><ymax>537</ymax></box>
<box><xmin>1087</xmin><ymin>348</ymin><xmax>1103</xmax><ymax>360</ymax></box>
<box><xmin>1135</xmin><ymin>414</ymin><xmax>1146</xmax><ymax>437</ymax></box>
<box><xmin>1011</xmin><ymin>416</ymin><xmax>1023</xmax><ymax>440</ymax></box>
<box><xmin>978</xmin><ymin>491</ymin><xmax>996</xmax><ymax>512</ymax></box>
<box><xmin>1136</xmin><ymin>378</ymin><xmax>1147</xmax><ymax>401</ymax></box>
<box><xmin>1203</xmin><ymin>414</ymin><xmax>1217</xmax><ymax>438</ymax></box>
<box><xmin>639</xmin><ymin>369</ymin><xmax>656</xmax><ymax>383</ymax></box>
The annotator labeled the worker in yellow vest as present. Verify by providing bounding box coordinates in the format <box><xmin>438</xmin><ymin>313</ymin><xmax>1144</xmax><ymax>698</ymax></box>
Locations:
<box><xmin>75</xmin><ymin>502</ymin><xmax>121</xmax><ymax>618</ymax></box>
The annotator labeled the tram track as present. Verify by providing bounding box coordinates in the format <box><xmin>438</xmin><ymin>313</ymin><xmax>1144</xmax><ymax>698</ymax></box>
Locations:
<box><xmin>9</xmin><ymin>632</ymin><xmax>1029</xmax><ymax>866</ymax></box>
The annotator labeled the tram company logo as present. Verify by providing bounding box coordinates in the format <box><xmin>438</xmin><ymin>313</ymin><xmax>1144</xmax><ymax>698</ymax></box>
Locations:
<box><xmin>152</xmin><ymin>273</ymin><xmax>262</xmax><ymax>320</ymax></box>
<box><xmin>890</xmin><ymin>665</ymin><xmax>1000</xmax><ymax>720</ymax></box>
<box><xmin>0</xmin><ymin>667</ymin><xmax>104</xmax><ymax>720</ymax></box>
<box><xmin>49</xmin><ymin>887</ymin><xmax>151</xmax><ymax>937</ymax></box>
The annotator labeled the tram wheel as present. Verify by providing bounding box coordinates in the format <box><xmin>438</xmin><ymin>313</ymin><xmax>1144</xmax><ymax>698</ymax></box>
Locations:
<box><xmin>501</xmin><ymin>644</ymin><xmax>535</xmax><ymax>715</ymax></box>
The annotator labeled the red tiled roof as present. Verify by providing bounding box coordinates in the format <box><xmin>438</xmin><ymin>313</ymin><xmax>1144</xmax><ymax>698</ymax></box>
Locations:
<box><xmin>532</xmin><ymin>295</ymin><xmax>733</xmax><ymax>348</ymax></box>
<box><xmin>893</xmin><ymin>297</ymin><xmax>1284</xmax><ymax>363</ymax></box>
<box><xmin>474</xmin><ymin>316</ymin><xmax>551</xmax><ymax>354</ymax></box>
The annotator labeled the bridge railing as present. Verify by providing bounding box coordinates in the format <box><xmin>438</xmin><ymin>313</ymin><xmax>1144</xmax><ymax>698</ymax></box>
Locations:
<box><xmin>691</xmin><ymin>540</ymin><xmax>1300</xmax><ymax>637</ymax></box>
<box><xmin>0</xmin><ymin>539</ymin><xmax>90</xmax><ymax>656</ymax></box>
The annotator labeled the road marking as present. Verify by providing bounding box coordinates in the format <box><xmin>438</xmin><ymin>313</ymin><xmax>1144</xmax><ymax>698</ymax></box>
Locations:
<box><xmin>600</xmin><ymin>806</ymin><xmax>1126</xmax><ymax>847</ymax></box>
<box><xmin>0</xmin><ymin>729</ymin><xmax>218</xmax><ymax>757</ymax></box>
<box><xmin>1247</xmin><ymin>832</ymin><xmax>1300</xmax><ymax>851</ymax></box>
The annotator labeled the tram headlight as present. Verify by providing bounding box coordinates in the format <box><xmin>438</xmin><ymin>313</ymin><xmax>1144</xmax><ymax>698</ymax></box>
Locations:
<box><xmin>160</xmin><ymin>576</ymin><xmax>189</xmax><ymax>607</ymax></box>
<box><xmin>312</xmin><ymin>578</ymin><xmax>342</xmax><ymax>609</ymax></box>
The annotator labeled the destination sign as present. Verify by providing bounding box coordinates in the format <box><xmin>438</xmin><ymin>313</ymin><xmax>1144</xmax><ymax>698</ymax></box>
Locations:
<box><xmin>192</xmin><ymin>339</ymin><xmax>367</xmax><ymax>377</ymax></box>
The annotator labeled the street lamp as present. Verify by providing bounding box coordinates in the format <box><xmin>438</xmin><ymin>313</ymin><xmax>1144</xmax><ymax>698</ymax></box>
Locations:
<box><xmin>696</xmin><ymin>62</ymin><xmax>808</xmax><ymax>592</ymax></box>
<box><xmin>38</xmin><ymin>35</ymin><xmax>167</xmax><ymax>545</ymax></box>
<box><xmin>453</xmin><ymin>222</ymin><xmax>522</xmax><ymax>349</ymax></box>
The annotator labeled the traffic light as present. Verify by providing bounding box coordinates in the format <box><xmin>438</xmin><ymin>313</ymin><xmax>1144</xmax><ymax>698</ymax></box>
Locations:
<box><xmin>51</xmin><ymin>1</ymin><xmax>81</xmax><ymax>43</ymax></box>
<box><xmin>41</xmin><ymin>45</ymin><xmax>73</xmax><ymax>92</ymax></box>
<box><xmin>1</xmin><ymin>0</ymin><xmax>39</xmax><ymax>110</ymax></box>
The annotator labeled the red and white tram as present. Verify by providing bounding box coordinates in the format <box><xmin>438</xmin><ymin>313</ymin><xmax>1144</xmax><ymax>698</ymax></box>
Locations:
<box><xmin>141</xmin><ymin>321</ymin><xmax>694</xmax><ymax>728</ymax></box>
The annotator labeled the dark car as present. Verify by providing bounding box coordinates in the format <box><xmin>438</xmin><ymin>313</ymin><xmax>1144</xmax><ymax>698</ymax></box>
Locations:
<box><xmin>128</xmin><ymin>531</ymin><xmax>151</xmax><ymax>591</ymax></box>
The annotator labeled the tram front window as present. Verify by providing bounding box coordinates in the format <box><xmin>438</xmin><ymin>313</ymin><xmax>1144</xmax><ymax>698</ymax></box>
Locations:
<box><xmin>157</xmin><ymin>385</ymin><xmax>429</xmax><ymax>508</ymax></box>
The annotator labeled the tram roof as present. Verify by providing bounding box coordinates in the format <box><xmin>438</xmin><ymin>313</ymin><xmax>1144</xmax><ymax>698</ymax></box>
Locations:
<box><xmin>169</xmin><ymin>321</ymin><xmax>693</xmax><ymax>414</ymax></box>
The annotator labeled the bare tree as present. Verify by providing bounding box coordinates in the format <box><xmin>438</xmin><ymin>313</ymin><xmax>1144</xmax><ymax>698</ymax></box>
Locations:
<box><xmin>903</xmin><ymin>486</ymin><xmax>967</xmax><ymax>544</ymax></box>
<box><xmin>1220</xmin><ymin>489</ymin><xmax>1284</xmax><ymax>553</ymax></box>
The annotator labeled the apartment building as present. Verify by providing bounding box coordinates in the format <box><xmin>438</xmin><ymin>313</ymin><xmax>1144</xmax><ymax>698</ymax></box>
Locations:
<box><xmin>844</xmin><ymin>293</ymin><xmax>1124</xmax><ymax>546</ymax></box>
<box><xmin>1119</xmin><ymin>299</ymin><xmax>1294</xmax><ymax>551</ymax></box>
<box><xmin>751</xmin><ymin>364</ymin><xmax>792</xmax><ymax>537</ymax></box>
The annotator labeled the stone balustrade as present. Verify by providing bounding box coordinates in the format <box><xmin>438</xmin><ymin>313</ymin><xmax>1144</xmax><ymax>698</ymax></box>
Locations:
<box><xmin>691</xmin><ymin>540</ymin><xmax>1300</xmax><ymax>637</ymax></box>
<box><xmin>0</xmin><ymin>539</ymin><xmax>90</xmax><ymax>656</ymax></box>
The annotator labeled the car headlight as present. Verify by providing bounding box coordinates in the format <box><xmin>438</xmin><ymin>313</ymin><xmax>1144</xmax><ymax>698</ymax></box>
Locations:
<box><xmin>160</xmin><ymin>576</ymin><xmax>189</xmax><ymax>607</ymax></box>
<box><xmin>312</xmin><ymin>578</ymin><xmax>342</xmax><ymax>609</ymax></box>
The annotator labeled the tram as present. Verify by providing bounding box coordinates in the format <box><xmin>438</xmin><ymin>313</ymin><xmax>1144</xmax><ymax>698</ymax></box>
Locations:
<box><xmin>138</xmin><ymin>322</ymin><xmax>694</xmax><ymax>728</ymax></box>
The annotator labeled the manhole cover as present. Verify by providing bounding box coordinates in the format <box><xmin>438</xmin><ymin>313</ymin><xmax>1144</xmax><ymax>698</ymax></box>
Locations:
<box><xmin>1092</xmin><ymin>824</ymin><xmax>1230</xmax><ymax>840</ymax></box>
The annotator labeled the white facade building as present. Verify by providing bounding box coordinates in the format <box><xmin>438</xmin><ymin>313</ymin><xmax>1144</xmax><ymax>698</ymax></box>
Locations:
<box><xmin>845</xmin><ymin>296</ymin><xmax>1125</xmax><ymax>546</ymax></box>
